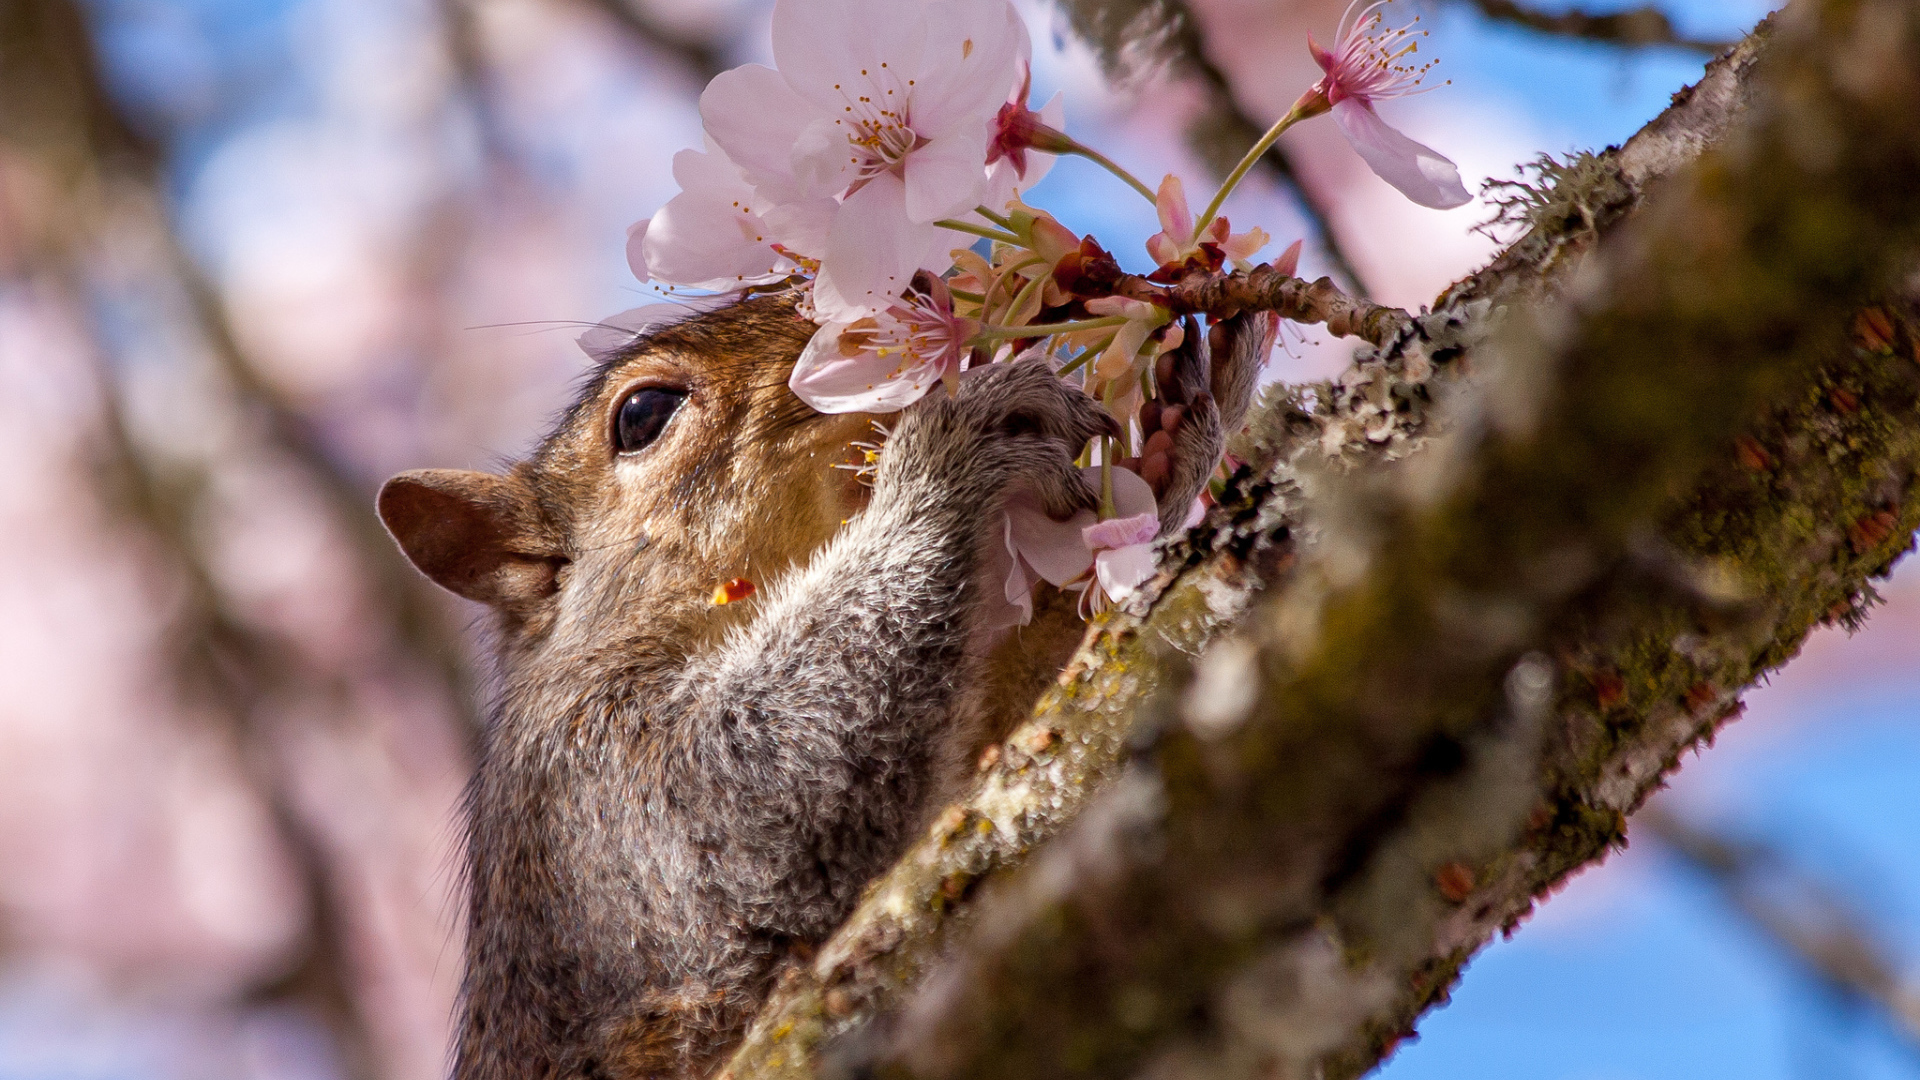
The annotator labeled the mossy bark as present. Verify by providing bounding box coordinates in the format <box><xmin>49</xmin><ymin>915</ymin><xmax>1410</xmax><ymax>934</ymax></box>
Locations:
<box><xmin>721</xmin><ymin>3</ymin><xmax>1920</xmax><ymax>1078</ymax></box>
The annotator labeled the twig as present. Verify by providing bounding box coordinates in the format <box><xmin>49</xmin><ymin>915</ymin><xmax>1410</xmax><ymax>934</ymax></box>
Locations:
<box><xmin>572</xmin><ymin>0</ymin><xmax>726</xmax><ymax>81</ymax></box>
<box><xmin>1060</xmin><ymin>257</ymin><xmax>1413</xmax><ymax>345</ymax></box>
<box><xmin>1641</xmin><ymin>806</ymin><xmax>1920</xmax><ymax>1049</ymax></box>
<box><xmin>1455</xmin><ymin>0</ymin><xmax>1735</xmax><ymax>55</ymax></box>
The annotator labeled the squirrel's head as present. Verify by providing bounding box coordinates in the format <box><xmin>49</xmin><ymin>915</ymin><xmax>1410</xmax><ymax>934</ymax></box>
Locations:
<box><xmin>378</xmin><ymin>295</ymin><xmax>875</xmax><ymax>658</ymax></box>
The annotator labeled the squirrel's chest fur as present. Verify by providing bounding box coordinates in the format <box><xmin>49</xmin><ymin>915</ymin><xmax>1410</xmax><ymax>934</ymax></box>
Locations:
<box><xmin>460</xmin><ymin>647</ymin><xmax>950</xmax><ymax>1080</ymax></box>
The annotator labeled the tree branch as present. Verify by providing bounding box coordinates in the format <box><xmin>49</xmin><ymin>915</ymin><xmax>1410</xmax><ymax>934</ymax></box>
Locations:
<box><xmin>1454</xmin><ymin>0</ymin><xmax>1736</xmax><ymax>55</ymax></box>
<box><xmin>720</xmin><ymin>4</ymin><xmax>1920</xmax><ymax>1077</ymax></box>
<box><xmin>1642</xmin><ymin>806</ymin><xmax>1920</xmax><ymax>1050</ymax></box>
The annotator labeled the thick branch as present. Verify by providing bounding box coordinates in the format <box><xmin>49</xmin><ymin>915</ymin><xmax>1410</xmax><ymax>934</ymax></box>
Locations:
<box><xmin>722</xmin><ymin>4</ymin><xmax>1920</xmax><ymax>1077</ymax></box>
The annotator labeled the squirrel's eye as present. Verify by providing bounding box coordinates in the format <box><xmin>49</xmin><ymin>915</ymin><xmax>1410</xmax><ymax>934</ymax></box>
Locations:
<box><xmin>614</xmin><ymin>388</ymin><xmax>685</xmax><ymax>454</ymax></box>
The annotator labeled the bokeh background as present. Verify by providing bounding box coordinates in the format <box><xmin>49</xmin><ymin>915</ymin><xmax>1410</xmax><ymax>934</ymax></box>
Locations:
<box><xmin>1</xmin><ymin>0</ymin><xmax>1913</xmax><ymax>1077</ymax></box>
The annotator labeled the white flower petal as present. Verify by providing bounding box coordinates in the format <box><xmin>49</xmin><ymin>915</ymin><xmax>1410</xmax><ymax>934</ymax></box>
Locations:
<box><xmin>903</xmin><ymin>126</ymin><xmax>992</xmax><ymax>223</ymax></box>
<box><xmin>812</xmin><ymin>176</ymin><xmax>932</xmax><ymax>320</ymax></box>
<box><xmin>577</xmin><ymin>301</ymin><xmax>729</xmax><ymax>362</ymax></box>
<box><xmin>700</xmin><ymin>64</ymin><xmax>820</xmax><ymax>197</ymax></box>
<box><xmin>788</xmin><ymin>116</ymin><xmax>859</xmax><ymax>200</ymax></box>
<box><xmin>625</xmin><ymin>219</ymin><xmax>651</xmax><ymax>282</ymax></box>
<box><xmin>773</xmin><ymin>0</ymin><xmax>931</xmax><ymax>111</ymax></box>
<box><xmin>1331</xmin><ymin>99</ymin><xmax>1471</xmax><ymax>210</ymax></box>
<box><xmin>982</xmin><ymin>511</ymin><xmax>1038</xmax><ymax>629</ymax></box>
<box><xmin>789</xmin><ymin>322</ymin><xmax>943</xmax><ymax>413</ymax></box>
<box><xmin>639</xmin><ymin>144</ymin><xmax>793</xmax><ymax>291</ymax></box>
<box><xmin>1107</xmin><ymin>464</ymin><xmax>1158</xmax><ymax>519</ymax></box>
<box><xmin>910</xmin><ymin>0</ymin><xmax>1027</xmax><ymax>133</ymax></box>
<box><xmin>1005</xmin><ymin>491</ymin><xmax>1096</xmax><ymax>586</ymax></box>
<box><xmin>1094</xmin><ymin>543</ymin><xmax>1159</xmax><ymax>603</ymax></box>
<box><xmin>763</xmin><ymin>197</ymin><xmax>836</xmax><ymax>259</ymax></box>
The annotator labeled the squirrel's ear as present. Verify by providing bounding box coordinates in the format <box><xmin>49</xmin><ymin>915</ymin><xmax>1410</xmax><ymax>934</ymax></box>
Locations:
<box><xmin>377</xmin><ymin>469</ymin><xmax>564</xmax><ymax>608</ymax></box>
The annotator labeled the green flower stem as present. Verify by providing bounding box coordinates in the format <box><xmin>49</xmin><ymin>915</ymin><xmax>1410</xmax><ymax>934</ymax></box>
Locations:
<box><xmin>1003</xmin><ymin>266</ymin><xmax>1050</xmax><ymax>321</ymax></box>
<box><xmin>1099</xmin><ymin>447</ymin><xmax>1116</xmax><ymax>517</ymax></box>
<box><xmin>936</xmin><ymin>219</ymin><xmax>1023</xmax><ymax>244</ymax></box>
<box><xmin>1195</xmin><ymin>100</ymin><xmax>1311</xmax><ymax>234</ymax></box>
<box><xmin>973</xmin><ymin>205</ymin><xmax>1017</xmax><ymax>231</ymax></box>
<box><xmin>973</xmin><ymin>315</ymin><xmax>1128</xmax><ymax>342</ymax></box>
<box><xmin>982</xmin><ymin>255</ymin><xmax>1047</xmax><ymax>319</ymax></box>
<box><xmin>1061</xmin><ymin>141</ymin><xmax>1159</xmax><ymax>206</ymax></box>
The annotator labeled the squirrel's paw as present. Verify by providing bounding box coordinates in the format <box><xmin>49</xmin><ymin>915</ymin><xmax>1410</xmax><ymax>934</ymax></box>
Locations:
<box><xmin>1132</xmin><ymin>311</ymin><xmax>1278</xmax><ymax>536</ymax></box>
<box><xmin>884</xmin><ymin>356</ymin><xmax>1118</xmax><ymax>521</ymax></box>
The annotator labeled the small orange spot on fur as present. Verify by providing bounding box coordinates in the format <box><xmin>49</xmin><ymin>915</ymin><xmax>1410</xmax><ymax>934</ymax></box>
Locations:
<box><xmin>711</xmin><ymin>578</ymin><xmax>757</xmax><ymax>605</ymax></box>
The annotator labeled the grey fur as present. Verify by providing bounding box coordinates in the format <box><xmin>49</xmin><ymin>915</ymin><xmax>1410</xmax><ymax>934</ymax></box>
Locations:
<box><xmin>454</xmin><ymin>357</ymin><xmax>1114</xmax><ymax>1079</ymax></box>
<box><xmin>1155</xmin><ymin>311</ymin><xmax>1278</xmax><ymax>535</ymax></box>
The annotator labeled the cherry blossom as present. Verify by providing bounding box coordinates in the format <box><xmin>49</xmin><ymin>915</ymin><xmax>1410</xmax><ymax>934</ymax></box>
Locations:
<box><xmin>1144</xmin><ymin>174</ymin><xmax>1269</xmax><ymax>276</ymax></box>
<box><xmin>1297</xmin><ymin>1</ymin><xmax>1470</xmax><ymax>210</ymax></box>
<box><xmin>788</xmin><ymin>275</ymin><xmax>978</xmax><ymax>413</ymax></box>
<box><xmin>627</xmin><ymin>139</ymin><xmax>799</xmax><ymax>293</ymax></box>
<box><xmin>1082</xmin><ymin>510</ymin><xmax>1163</xmax><ymax>607</ymax></box>
<box><xmin>985</xmin><ymin>465</ymin><xmax>1158</xmax><ymax>629</ymax></box>
<box><xmin>701</xmin><ymin>0</ymin><xmax>1029</xmax><ymax>320</ymax></box>
<box><xmin>1082</xmin><ymin>296</ymin><xmax>1176</xmax><ymax>382</ymax></box>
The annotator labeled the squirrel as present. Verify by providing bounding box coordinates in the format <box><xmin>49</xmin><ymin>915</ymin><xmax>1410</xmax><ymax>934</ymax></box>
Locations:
<box><xmin>376</xmin><ymin>294</ymin><xmax>1274</xmax><ymax>1079</ymax></box>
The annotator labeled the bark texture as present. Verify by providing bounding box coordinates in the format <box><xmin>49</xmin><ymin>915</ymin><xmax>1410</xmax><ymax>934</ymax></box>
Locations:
<box><xmin>720</xmin><ymin>4</ymin><xmax>1920</xmax><ymax>1078</ymax></box>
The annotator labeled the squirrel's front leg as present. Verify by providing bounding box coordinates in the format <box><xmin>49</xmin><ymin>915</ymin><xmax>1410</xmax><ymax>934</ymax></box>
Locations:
<box><xmin>671</xmin><ymin>357</ymin><xmax>1115</xmax><ymax>938</ymax></box>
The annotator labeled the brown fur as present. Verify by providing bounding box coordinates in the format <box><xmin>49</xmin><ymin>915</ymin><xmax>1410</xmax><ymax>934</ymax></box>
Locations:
<box><xmin>377</xmin><ymin>295</ymin><xmax>1267</xmax><ymax>1077</ymax></box>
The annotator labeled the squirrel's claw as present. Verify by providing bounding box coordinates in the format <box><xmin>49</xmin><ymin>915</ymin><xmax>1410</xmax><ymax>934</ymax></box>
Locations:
<box><xmin>1136</xmin><ymin>311</ymin><xmax>1276</xmax><ymax>536</ymax></box>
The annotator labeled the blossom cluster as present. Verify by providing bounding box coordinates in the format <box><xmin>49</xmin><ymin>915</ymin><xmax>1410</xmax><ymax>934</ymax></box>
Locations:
<box><xmin>615</xmin><ymin>0</ymin><xmax>1469</xmax><ymax>623</ymax></box>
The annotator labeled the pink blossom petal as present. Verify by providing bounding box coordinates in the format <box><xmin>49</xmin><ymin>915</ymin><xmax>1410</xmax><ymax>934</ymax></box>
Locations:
<box><xmin>788</xmin><ymin>322</ymin><xmax>944</xmax><ymax>413</ymax></box>
<box><xmin>789</xmin><ymin>117</ymin><xmax>859</xmax><ymax>198</ymax></box>
<box><xmin>700</xmin><ymin>64</ymin><xmax>818</xmax><ymax>198</ymax></box>
<box><xmin>1108</xmin><ymin>465</ymin><xmax>1158</xmax><ymax>519</ymax></box>
<box><xmin>813</xmin><ymin>176</ymin><xmax>933</xmax><ymax>320</ymax></box>
<box><xmin>763</xmin><ymin>197</ymin><xmax>837</xmax><ymax>258</ymax></box>
<box><xmin>1094</xmin><ymin>543</ymin><xmax>1159</xmax><ymax>603</ymax></box>
<box><xmin>1330</xmin><ymin>98</ymin><xmax>1471</xmax><ymax>210</ymax></box>
<box><xmin>1275</xmin><ymin>238</ymin><xmax>1303</xmax><ymax>277</ymax></box>
<box><xmin>577</xmin><ymin>300</ymin><xmax>730</xmax><ymax>363</ymax></box>
<box><xmin>773</xmin><ymin>0</ymin><xmax>931</xmax><ymax>112</ymax></box>
<box><xmin>1005</xmin><ymin>492</ymin><xmax>1096</xmax><ymax>587</ymax></box>
<box><xmin>909</xmin><ymin>0</ymin><xmax>1028</xmax><ymax>132</ymax></box>
<box><xmin>1083</xmin><ymin>510</ymin><xmax>1158</xmax><ymax>551</ymax></box>
<box><xmin>903</xmin><ymin>126</ymin><xmax>992</xmax><ymax>224</ymax></box>
<box><xmin>980</xmin><ymin>511</ymin><xmax>1035</xmax><ymax>630</ymax></box>
<box><xmin>1154</xmin><ymin>173</ymin><xmax>1193</xmax><ymax>243</ymax></box>
<box><xmin>625</xmin><ymin>219</ymin><xmax>650</xmax><ymax>282</ymax></box>
<box><xmin>639</xmin><ymin>144</ymin><xmax>793</xmax><ymax>291</ymax></box>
